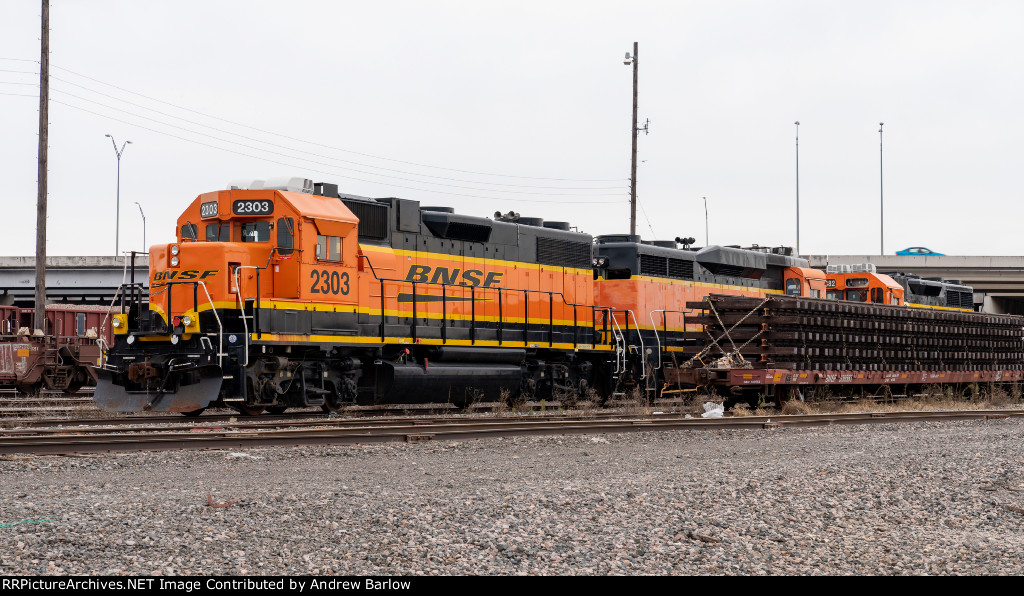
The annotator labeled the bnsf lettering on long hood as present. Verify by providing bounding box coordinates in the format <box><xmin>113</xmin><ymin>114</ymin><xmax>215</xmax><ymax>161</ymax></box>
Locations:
<box><xmin>153</xmin><ymin>270</ymin><xmax>219</xmax><ymax>283</ymax></box>
<box><xmin>404</xmin><ymin>265</ymin><xmax>503</xmax><ymax>287</ymax></box>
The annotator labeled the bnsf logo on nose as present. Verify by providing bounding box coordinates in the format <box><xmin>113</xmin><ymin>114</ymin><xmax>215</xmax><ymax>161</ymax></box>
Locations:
<box><xmin>405</xmin><ymin>265</ymin><xmax>503</xmax><ymax>287</ymax></box>
<box><xmin>153</xmin><ymin>270</ymin><xmax>218</xmax><ymax>281</ymax></box>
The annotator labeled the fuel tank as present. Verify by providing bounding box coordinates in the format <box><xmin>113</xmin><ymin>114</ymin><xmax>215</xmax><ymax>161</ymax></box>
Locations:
<box><xmin>374</xmin><ymin>361</ymin><xmax>522</xmax><ymax>405</ymax></box>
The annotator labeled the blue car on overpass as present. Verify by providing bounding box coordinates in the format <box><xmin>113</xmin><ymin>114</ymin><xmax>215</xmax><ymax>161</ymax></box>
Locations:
<box><xmin>896</xmin><ymin>247</ymin><xmax>945</xmax><ymax>256</ymax></box>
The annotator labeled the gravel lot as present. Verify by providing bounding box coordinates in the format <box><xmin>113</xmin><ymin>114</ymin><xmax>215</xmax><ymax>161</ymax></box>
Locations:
<box><xmin>1</xmin><ymin>418</ymin><xmax>1023</xmax><ymax>575</ymax></box>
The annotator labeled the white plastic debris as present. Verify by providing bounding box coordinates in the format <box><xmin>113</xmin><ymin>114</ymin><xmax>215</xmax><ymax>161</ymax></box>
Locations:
<box><xmin>590</xmin><ymin>436</ymin><xmax>609</xmax><ymax>444</ymax></box>
<box><xmin>700</xmin><ymin>402</ymin><xmax>725</xmax><ymax>418</ymax></box>
<box><xmin>226</xmin><ymin>452</ymin><xmax>263</xmax><ymax>459</ymax></box>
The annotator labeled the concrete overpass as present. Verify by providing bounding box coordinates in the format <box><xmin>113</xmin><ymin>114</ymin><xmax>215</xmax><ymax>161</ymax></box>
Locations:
<box><xmin>2</xmin><ymin>253</ymin><xmax>1023</xmax><ymax>314</ymax></box>
<box><xmin>0</xmin><ymin>256</ymin><xmax>148</xmax><ymax>307</ymax></box>
<box><xmin>806</xmin><ymin>255</ymin><xmax>1024</xmax><ymax>314</ymax></box>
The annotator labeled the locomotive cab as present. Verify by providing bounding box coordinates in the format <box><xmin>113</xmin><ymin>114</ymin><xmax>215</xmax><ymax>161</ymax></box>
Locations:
<box><xmin>784</xmin><ymin>267</ymin><xmax>827</xmax><ymax>298</ymax></box>
<box><xmin>95</xmin><ymin>180</ymin><xmax>361</xmax><ymax>413</ymax></box>
<box><xmin>825</xmin><ymin>265</ymin><xmax>905</xmax><ymax>306</ymax></box>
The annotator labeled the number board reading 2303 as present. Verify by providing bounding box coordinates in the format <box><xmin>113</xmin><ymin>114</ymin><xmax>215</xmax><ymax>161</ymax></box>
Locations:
<box><xmin>232</xmin><ymin>200</ymin><xmax>274</xmax><ymax>215</ymax></box>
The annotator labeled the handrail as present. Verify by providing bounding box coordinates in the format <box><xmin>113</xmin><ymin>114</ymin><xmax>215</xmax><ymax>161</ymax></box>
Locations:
<box><xmin>233</xmin><ymin>266</ymin><xmax>252</xmax><ymax>366</ymax></box>
<box><xmin>356</xmin><ymin>253</ymin><xmax>606</xmax><ymax>348</ymax></box>
<box><xmin>232</xmin><ymin>246</ymin><xmax>300</xmax><ymax>359</ymax></box>
<box><xmin>607</xmin><ymin>310</ymin><xmax>626</xmax><ymax>374</ymax></box>
<box><xmin>160</xmin><ymin>280</ymin><xmax>224</xmax><ymax>368</ymax></box>
<box><xmin>624</xmin><ymin>310</ymin><xmax>645</xmax><ymax>379</ymax></box>
<box><xmin>649</xmin><ymin>309</ymin><xmax>690</xmax><ymax>371</ymax></box>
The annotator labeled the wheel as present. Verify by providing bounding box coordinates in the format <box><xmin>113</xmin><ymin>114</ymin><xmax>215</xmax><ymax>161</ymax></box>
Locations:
<box><xmin>234</xmin><ymin>404</ymin><xmax>265</xmax><ymax>416</ymax></box>
<box><xmin>267</xmin><ymin>406</ymin><xmax>288</xmax><ymax>415</ymax></box>
<box><xmin>322</xmin><ymin>377</ymin><xmax>357</xmax><ymax>413</ymax></box>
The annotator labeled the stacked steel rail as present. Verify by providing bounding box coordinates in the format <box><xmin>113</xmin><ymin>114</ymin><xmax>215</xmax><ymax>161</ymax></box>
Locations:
<box><xmin>666</xmin><ymin>294</ymin><xmax>1024</xmax><ymax>395</ymax></box>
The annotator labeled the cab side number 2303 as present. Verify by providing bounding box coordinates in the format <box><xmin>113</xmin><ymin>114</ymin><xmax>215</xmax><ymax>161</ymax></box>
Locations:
<box><xmin>310</xmin><ymin>270</ymin><xmax>350</xmax><ymax>295</ymax></box>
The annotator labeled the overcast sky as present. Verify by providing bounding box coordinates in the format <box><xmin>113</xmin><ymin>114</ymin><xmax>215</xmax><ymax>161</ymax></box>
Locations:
<box><xmin>2</xmin><ymin>0</ymin><xmax>1022</xmax><ymax>258</ymax></box>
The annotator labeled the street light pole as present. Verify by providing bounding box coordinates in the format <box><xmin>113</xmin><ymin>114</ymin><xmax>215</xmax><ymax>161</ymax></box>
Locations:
<box><xmin>879</xmin><ymin>122</ymin><xmax>884</xmax><ymax>255</ymax></box>
<box><xmin>134</xmin><ymin>201</ymin><xmax>146</xmax><ymax>252</ymax></box>
<box><xmin>795</xmin><ymin>121</ymin><xmax>800</xmax><ymax>256</ymax></box>
<box><xmin>105</xmin><ymin>134</ymin><xmax>132</xmax><ymax>255</ymax></box>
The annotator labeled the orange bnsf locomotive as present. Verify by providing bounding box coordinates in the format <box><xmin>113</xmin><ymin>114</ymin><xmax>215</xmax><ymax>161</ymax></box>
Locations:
<box><xmin>93</xmin><ymin>178</ymin><xmax>822</xmax><ymax>414</ymax></box>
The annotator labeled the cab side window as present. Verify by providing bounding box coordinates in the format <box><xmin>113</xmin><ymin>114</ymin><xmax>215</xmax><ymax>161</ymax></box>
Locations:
<box><xmin>181</xmin><ymin>224</ymin><xmax>198</xmax><ymax>241</ymax></box>
<box><xmin>316</xmin><ymin>234</ymin><xmax>343</xmax><ymax>262</ymax></box>
<box><xmin>785</xmin><ymin>278</ymin><xmax>802</xmax><ymax>296</ymax></box>
<box><xmin>871</xmin><ymin>287</ymin><xmax>884</xmax><ymax>303</ymax></box>
<box><xmin>277</xmin><ymin>218</ymin><xmax>294</xmax><ymax>256</ymax></box>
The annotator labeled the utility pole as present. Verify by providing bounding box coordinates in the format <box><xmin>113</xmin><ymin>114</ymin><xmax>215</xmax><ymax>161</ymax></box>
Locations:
<box><xmin>626</xmin><ymin>42</ymin><xmax>639</xmax><ymax>236</ymax></box>
<box><xmin>34</xmin><ymin>0</ymin><xmax>49</xmax><ymax>331</ymax></box>
<box><xmin>879</xmin><ymin>122</ymin><xmax>884</xmax><ymax>255</ymax></box>
<box><xmin>795</xmin><ymin>121</ymin><xmax>800</xmax><ymax>257</ymax></box>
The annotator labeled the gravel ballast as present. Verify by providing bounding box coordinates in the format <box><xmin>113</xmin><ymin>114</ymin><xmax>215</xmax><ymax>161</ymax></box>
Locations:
<box><xmin>1</xmin><ymin>418</ymin><xmax>1023</xmax><ymax>575</ymax></box>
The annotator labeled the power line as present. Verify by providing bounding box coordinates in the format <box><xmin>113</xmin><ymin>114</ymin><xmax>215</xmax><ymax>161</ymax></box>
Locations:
<box><xmin>637</xmin><ymin>197</ymin><xmax>658</xmax><ymax>239</ymax></box>
<box><xmin>50</xmin><ymin>63</ymin><xmax>625</xmax><ymax>183</ymax></box>
<box><xmin>49</xmin><ymin>87</ymin><xmax>623</xmax><ymax>198</ymax></box>
<box><xmin>48</xmin><ymin>74</ymin><xmax>624</xmax><ymax>192</ymax></box>
<box><xmin>50</xmin><ymin>98</ymin><xmax>623</xmax><ymax>205</ymax></box>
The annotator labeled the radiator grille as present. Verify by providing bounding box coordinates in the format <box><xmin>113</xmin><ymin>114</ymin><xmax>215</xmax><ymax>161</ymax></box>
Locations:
<box><xmin>537</xmin><ymin>237</ymin><xmax>591</xmax><ymax>269</ymax></box>
<box><xmin>640</xmin><ymin>254</ymin><xmax>667</xmax><ymax>276</ymax></box>
<box><xmin>946</xmin><ymin>290</ymin><xmax>974</xmax><ymax>309</ymax></box>
<box><xmin>342</xmin><ymin>199</ymin><xmax>388</xmax><ymax>241</ymax></box>
<box><xmin>667</xmin><ymin>258</ymin><xmax>694</xmax><ymax>280</ymax></box>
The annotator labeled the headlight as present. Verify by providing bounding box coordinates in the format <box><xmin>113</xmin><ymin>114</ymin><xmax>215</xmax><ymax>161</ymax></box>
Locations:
<box><xmin>170</xmin><ymin>256</ymin><xmax>179</xmax><ymax>266</ymax></box>
<box><xmin>111</xmin><ymin>317</ymin><xmax>121</xmax><ymax>328</ymax></box>
<box><xmin>170</xmin><ymin>245</ymin><xmax>179</xmax><ymax>256</ymax></box>
<box><xmin>182</xmin><ymin>316</ymin><xmax>192</xmax><ymax>326</ymax></box>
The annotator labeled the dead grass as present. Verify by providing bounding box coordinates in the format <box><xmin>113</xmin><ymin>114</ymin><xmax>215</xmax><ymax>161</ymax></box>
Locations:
<box><xmin>780</xmin><ymin>399</ymin><xmax>812</xmax><ymax>415</ymax></box>
<box><xmin>731</xmin><ymin>383</ymin><xmax>1024</xmax><ymax>418</ymax></box>
<box><xmin>623</xmin><ymin>387</ymin><xmax>651</xmax><ymax>416</ymax></box>
<box><xmin>491</xmin><ymin>388</ymin><xmax>513</xmax><ymax>416</ymax></box>
<box><xmin>729</xmin><ymin>403</ymin><xmax>752</xmax><ymax>417</ymax></box>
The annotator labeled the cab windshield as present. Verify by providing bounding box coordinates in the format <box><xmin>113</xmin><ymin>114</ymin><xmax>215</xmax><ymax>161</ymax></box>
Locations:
<box><xmin>241</xmin><ymin>222</ymin><xmax>271</xmax><ymax>243</ymax></box>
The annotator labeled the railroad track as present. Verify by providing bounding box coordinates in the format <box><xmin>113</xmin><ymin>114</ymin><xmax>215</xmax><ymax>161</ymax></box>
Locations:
<box><xmin>0</xmin><ymin>389</ymin><xmax>99</xmax><ymax>417</ymax></box>
<box><xmin>1</xmin><ymin>408</ymin><xmax>1021</xmax><ymax>456</ymax></box>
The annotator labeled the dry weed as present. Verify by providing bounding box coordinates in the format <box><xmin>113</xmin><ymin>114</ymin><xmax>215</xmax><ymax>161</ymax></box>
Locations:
<box><xmin>780</xmin><ymin>399</ymin><xmax>812</xmax><ymax>415</ymax></box>
<box><xmin>729</xmin><ymin>403</ymin><xmax>751</xmax><ymax>417</ymax></box>
<box><xmin>624</xmin><ymin>387</ymin><xmax>651</xmax><ymax>415</ymax></box>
